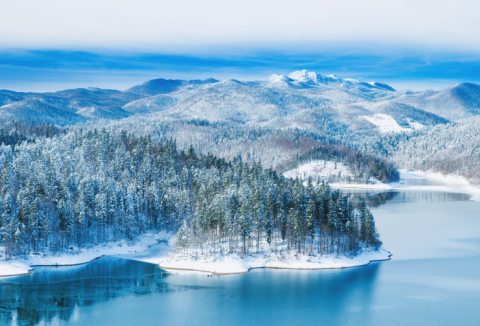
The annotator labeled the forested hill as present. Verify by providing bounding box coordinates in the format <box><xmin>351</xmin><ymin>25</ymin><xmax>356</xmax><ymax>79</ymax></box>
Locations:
<box><xmin>291</xmin><ymin>144</ymin><xmax>399</xmax><ymax>183</ymax></box>
<box><xmin>0</xmin><ymin>127</ymin><xmax>381</xmax><ymax>259</ymax></box>
<box><xmin>101</xmin><ymin>118</ymin><xmax>400</xmax><ymax>183</ymax></box>
<box><xmin>358</xmin><ymin>117</ymin><xmax>480</xmax><ymax>186</ymax></box>
<box><xmin>2</xmin><ymin>70</ymin><xmax>479</xmax><ymax>135</ymax></box>
<box><xmin>0</xmin><ymin>119</ymin><xmax>64</xmax><ymax>147</ymax></box>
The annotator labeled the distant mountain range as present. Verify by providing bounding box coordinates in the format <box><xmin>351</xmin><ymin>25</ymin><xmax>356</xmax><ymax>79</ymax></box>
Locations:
<box><xmin>1</xmin><ymin>70</ymin><xmax>479</xmax><ymax>132</ymax></box>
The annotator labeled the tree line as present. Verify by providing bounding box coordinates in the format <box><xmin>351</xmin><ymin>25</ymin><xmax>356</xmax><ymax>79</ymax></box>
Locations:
<box><xmin>0</xmin><ymin>127</ymin><xmax>381</xmax><ymax>260</ymax></box>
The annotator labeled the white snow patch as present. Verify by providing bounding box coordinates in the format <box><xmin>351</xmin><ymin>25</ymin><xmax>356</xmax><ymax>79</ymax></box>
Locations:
<box><xmin>361</xmin><ymin>114</ymin><xmax>408</xmax><ymax>133</ymax></box>
<box><xmin>117</xmin><ymin>230</ymin><xmax>175</xmax><ymax>265</ymax></box>
<box><xmin>288</xmin><ymin>70</ymin><xmax>320</xmax><ymax>83</ymax></box>
<box><xmin>283</xmin><ymin>160</ymin><xmax>352</xmax><ymax>181</ymax></box>
<box><xmin>407</xmin><ymin>118</ymin><xmax>425</xmax><ymax>130</ymax></box>
<box><xmin>0</xmin><ymin>260</ymin><xmax>32</xmax><ymax>276</ymax></box>
<box><xmin>267</xmin><ymin>74</ymin><xmax>287</xmax><ymax>83</ymax></box>
<box><xmin>283</xmin><ymin>160</ymin><xmax>389</xmax><ymax>189</ymax></box>
<box><xmin>326</xmin><ymin>169</ymin><xmax>480</xmax><ymax>195</ymax></box>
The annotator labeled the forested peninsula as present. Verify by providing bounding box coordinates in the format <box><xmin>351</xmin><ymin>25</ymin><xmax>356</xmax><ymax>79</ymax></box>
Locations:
<box><xmin>0</xmin><ymin>123</ymin><xmax>388</xmax><ymax>275</ymax></box>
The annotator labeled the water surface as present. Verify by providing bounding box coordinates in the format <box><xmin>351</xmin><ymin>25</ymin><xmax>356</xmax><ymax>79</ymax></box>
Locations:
<box><xmin>1</xmin><ymin>181</ymin><xmax>480</xmax><ymax>325</ymax></box>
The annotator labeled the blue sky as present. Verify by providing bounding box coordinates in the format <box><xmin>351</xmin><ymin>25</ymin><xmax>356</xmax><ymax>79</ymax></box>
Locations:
<box><xmin>0</xmin><ymin>0</ymin><xmax>479</xmax><ymax>92</ymax></box>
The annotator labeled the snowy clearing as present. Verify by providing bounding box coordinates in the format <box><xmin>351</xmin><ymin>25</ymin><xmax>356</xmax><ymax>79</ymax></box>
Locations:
<box><xmin>329</xmin><ymin>169</ymin><xmax>480</xmax><ymax>197</ymax></box>
<box><xmin>406</xmin><ymin>118</ymin><xmax>425</xmax><ymax>130</ymax></box>
<box><xmin>283</xmin><ymin>160</ymin><xmax>387</xmax><ymax>189</ymax></box>
<box><xmin>283</xmin><ymin>160</ymin><xmax>353</xmax><ymax>181</ymax></box>
<box><xmin>361</xmin><ymin>114</ymin><xmax>408</xmax><ymax>133</ymax></box>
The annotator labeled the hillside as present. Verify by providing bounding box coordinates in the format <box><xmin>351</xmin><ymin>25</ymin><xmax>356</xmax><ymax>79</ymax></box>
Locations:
<box><xmin>2</xmin><ymin>70</ymin><xmax>479</xmax><ymax>132</ymax></box>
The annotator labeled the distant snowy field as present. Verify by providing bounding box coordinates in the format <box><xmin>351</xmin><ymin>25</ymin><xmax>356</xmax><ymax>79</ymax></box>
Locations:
<box><xmin>361</xmin><ymin>113</ymin><xmax>424</xmax><ymax>133</ymax></box>
<box><xmin>283</xmin><ymin>160</ymin><xmax>390</xmax><ymax>189</ymax></box>
<box><xmin>283</xmin><ymin>160</ymin><xmax>352</xmax><ymax>181</ymax></box>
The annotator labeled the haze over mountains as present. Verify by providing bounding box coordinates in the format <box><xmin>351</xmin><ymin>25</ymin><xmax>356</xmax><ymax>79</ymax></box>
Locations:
<box><xmin>0</xmin><ymin>70</ymin><xmax>479</xmax><ymax>133</ymax></box>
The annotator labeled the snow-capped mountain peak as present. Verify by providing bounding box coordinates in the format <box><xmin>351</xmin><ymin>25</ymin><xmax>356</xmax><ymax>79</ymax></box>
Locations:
<box><xmin>326</xmin><ymin>74</ymin><xmax>339</xmax><ymax>79</ymax></box>
<box><xmin>288</xmin><ymin>70</ymin><xmax>320</xmax><ymax>83</ymax></box>
<box><xmin>287</xmin><ymin>70</ymin><xmax>350</xmax><ymax>86</ymax></box>
<box><xmin>267</xmin><ymin>74</ymin><xmax>291</xmax><ymax>83</ymax></box>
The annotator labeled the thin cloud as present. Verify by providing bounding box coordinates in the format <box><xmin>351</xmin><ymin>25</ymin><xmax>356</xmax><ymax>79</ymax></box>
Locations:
<box><xmin>0</xmin><ymin>50</ymin><xmax>479</xmax><ymax>92</ymax></box>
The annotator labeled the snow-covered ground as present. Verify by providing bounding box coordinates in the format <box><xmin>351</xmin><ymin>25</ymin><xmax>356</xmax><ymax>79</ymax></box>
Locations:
<box><xmin>361</xmin><ymin>114</ymin><xmax>408</xmax><ymax>133</ymax></box>
<box><xmin>283</xmin><ymin>160</ymin><xmax>353</xmax><ymax>181</ymax></box>
<box><xmin>283</xmin><ymin>160</ymin><xmax>388</xmax><ymax>189</ymax></box>
<box><xmin>360</xmin><ymin>114</ymin><xmax>424</xmax><ymax>133</ymax></box>
<box><xmin>0</xmin><ymin>231</ymin><xmax>161</xmax><ymax>277</ymax></box>
<box><xmin>1</xmin><ymin>229</ymin><xmax>391</xmax><ymax>277</ymax></box>
<box><xmin>406</xmin><ymin>118</ymin><xmax>425</xmax><ymax>130</ymax></box>
<box><xmin>159</xmin><ymin>246</ymin><xmax>391</xmax><ymax>275</ymax></box>
<box><xmin>86</xmin><ymin>231</ymin><xmax>390</xmax><ymax>275</ymax></box>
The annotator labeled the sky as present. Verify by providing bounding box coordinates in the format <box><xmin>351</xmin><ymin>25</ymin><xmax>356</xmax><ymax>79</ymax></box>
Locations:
<box><xmin>0</xmin><ymin>0</ymin><xmax>479</xmax><ymax>92</ymax></box>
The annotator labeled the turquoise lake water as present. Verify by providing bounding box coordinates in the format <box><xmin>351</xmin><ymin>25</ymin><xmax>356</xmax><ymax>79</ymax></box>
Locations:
<box><xmin>1</xmin><ymin>187</ymin><xmax>480</xmax><ymax>325</ymax></box>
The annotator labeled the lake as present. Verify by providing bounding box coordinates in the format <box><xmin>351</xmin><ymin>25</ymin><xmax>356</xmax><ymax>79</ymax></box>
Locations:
<box><xmin>1</xmin><ymin>184</ymin><xmax>480</xmax><ymax>325</ymax></box>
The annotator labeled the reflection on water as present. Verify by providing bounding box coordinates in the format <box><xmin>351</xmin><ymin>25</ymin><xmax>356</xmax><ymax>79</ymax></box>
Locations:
<box><xmin>0</xmin><ymin>257</ymin><xmax>210</xmax><ymax>326</ymax></box>
<box><xmin>1</xmin><ymin>188</ymin><xmax>480</xmax><ymax>326</ymax></box>
<box><xmin>0</xmin><ymin>256</ymin><xmax>382</xmax><ymax>326</ymax></box>
<box><xmin>346</xmin><ymin>189</ymin><xmax>471</xmax><ymax>208</ymax></box>
<box><xmin>404</xmin><ymin>178</ymin><xmax>446</xmax><ymax>186</ymax></box>
<box><xmin>348</xmin><ymin>191</ymin><xmax>398</xmax><ymax>208</ymax></box>
<box><xmin>0</xmin><ymin>257</ymin><xmax>382</xmax><ymax>326</ymax></box>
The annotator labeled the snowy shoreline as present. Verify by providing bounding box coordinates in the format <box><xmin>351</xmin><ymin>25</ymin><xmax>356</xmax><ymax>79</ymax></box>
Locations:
<box><xmin>0</xmin><ymin>231</ymin><xmax>392</xmax><ymax>277</ymax></box>
<box><xmin>0</xmin><ymin>232</ymin><xmax>163</xmax><ymax>277</ymax></box>
<box><xmin>2</xmin><ymin>168</ymin><xmax>477</xmax><ymax>277</ymax></box>
<box><xmin>158</xmin><ymin>248</ymin><xmax>392</xmax><ymax>275</ymax></box>
<box><xmin>284</xmin><ymin>160</ymin><xmax>480</xmax><ymax>200</ymax></box>
<box><xmin>394</xmin><ymin>170</ymin><xmax>480</xmax><ymax>201</ymax></box>
<box><xmin>314</xmin><ymin>169</ymin><xmax>480</xmax><ymax>201</ymax></box>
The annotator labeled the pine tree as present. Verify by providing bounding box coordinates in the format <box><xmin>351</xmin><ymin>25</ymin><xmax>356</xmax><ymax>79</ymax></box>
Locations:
<box><xmin>365</xmin><ymin>209</ymin><xmax>378</xmax><ymax>248</ymax></box>
<box><xmin>265</xmin><ymin>210</ymin><xmax>272</xmax><ymax>245</ymax></box>
<box><xmin>306</xmin><ymin>199</ymin><xmax>315</xmax><ymax>252</ymax></box>
<box><xmin>176</xmin><ymin>221</ymin><xmax>188</xmax><ymax>254</ymax></box>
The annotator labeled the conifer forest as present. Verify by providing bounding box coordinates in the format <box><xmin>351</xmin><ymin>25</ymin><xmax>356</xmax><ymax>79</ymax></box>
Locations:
<box><xmin>0</xmin><ymin>122</ymin><xmax>381</xmax><ymax>258</ymax></box>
